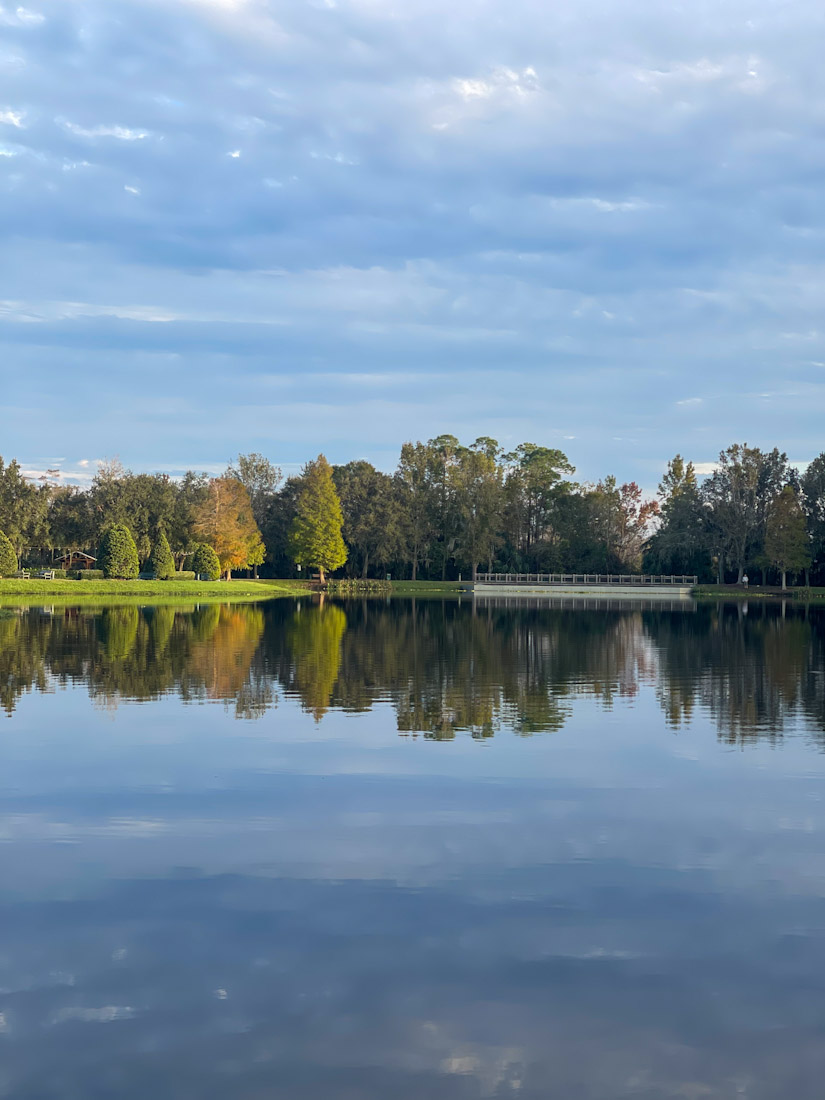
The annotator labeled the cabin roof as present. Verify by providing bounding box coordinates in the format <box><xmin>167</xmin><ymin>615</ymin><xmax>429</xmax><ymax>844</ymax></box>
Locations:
<box><xmin>57</xmin><ymin>550</ymin><xmax>97</xmax><ymax>562</ymax></box>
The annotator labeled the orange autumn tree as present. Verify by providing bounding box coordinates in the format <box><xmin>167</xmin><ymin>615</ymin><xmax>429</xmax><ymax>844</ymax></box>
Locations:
<box><xmin>194</xmin><ymin>476</ymin><xmax>264</xmax><ymax>580</ymax></box>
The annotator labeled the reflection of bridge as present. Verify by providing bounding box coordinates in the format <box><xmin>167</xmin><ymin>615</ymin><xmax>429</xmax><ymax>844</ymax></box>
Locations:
<box><xmin>472</xmin><ymin>574</ymin><xmax>697</xmax><ymax>599</ymax></box>
<box><xmin>473</xmin><ymin>595</ymin><xmax>698</xmax><ymax>612</ymax></box>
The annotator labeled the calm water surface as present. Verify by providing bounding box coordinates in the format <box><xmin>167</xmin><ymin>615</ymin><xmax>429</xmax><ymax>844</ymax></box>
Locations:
<box><xmin>2</xmin><ymin>596</ymin><xmax>825</xmax><ymax>1099</ymax></box>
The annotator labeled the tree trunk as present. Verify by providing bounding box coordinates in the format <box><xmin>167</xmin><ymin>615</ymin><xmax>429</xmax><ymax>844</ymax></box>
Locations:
<box><xmin>805</xmin><ymin>567</ymin><xmax>811</xmax><ymax>586</ymax></box>
<box><xmin>472</xmin><ymin>562</ymin><xmax>477</xmax><ymax>582</ymax></box>
<box><xmin>737</xmin><ymin>564</ymin><xmax>744</xmax><ymax>584</ymax></box>
<box><xmin>717</xmin><ymin>555</ymin><xmax>724</xmax><ymax>585</ymax></box>
<box><xmin>411</xmin><ymin>557</ymin><xmax>417</xmax><ymax>582</ymax></box>
<box><xmin>253</xmin><ymin>564</ymin><xmax>258</xmax><ymax>579</ymax></box>
<box><xmin>361</xmin><ymin>551</ymin><xmax>369</xmax><ymax>579</ymax></box>
<box><xmin>319</xmin><ymin>565</ymin><xmax>326</xmax><ymax>584</ymax></box>
<box><xmin>781</xmin><ymin>569</ymin><xmax>787</xmax><ymax>591</ymax></box>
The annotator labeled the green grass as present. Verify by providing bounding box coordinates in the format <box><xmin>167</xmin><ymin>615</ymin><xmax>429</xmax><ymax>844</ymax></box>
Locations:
<box><xmin>389</xmin><ymin>580</ymin><xmax>468</xmax><ymax>594</ymax></box>
<box><xmin>693</xmin><ymin>584</ymin><xmax>825</xmax><ymax>600</ymax></box>
<box><xmin>0</xmin><ymin>578</ymin><xmax>303</xmax><ymax>605</ymax></box>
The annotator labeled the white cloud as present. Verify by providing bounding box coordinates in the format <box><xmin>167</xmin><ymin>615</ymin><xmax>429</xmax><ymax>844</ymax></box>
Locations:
<box><xmin>0</xmin><ymin>5</ymin><xmax>44</xmax><ymax>26</ymax></box>
<box><xmin>453</xmin><ymin>66</ymin><xmax>540</xmax><ymax>103</ymax></box>
<box><xmin>124</xmin><ymin>184</ymin><xmax>140</xmax><ymax>195</ymax></box>
<box><xmin>676</xmin><ymin>397</ymin><xmax>703</xmax><ymax>407</ymax></box>
<box><xmin>61</xmin><ymin>120</ymin><xmax>150</xmax><ymax>140</ymax></box>
<box><xmin>0</xmin><ymin>108</ymin><xmax>23</xmax><ymax>127</ymax></box>
<box><xmin>227</xmin><ymin>149</ymin><xmax>241</xmax><ymax>157</ymax></box>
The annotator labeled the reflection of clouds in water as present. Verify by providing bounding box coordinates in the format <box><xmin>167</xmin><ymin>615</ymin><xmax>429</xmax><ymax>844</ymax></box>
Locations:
<box><xmin>2</xmin><ymin>602</ymin><xmax>825</xmax><ymax>1093</ymax></box>
<box><xmin>51</xmin><ymin>1005</ymin><xmax>134</xmax><ymax>1024</ymax></box>
<box><xmin>4</xmin><ymin>866</ymin><xmax>825</xmax><ymax>1097</ymax></box>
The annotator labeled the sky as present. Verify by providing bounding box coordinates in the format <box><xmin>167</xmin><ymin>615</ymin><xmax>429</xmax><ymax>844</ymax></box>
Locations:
<box><xmin>2</xmin><ymin>0</ymin><xmax>825</xmax><ymax>488</ymax></box>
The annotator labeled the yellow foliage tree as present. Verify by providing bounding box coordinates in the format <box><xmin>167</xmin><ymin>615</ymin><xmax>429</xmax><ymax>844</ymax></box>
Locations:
<box><xmin>194</xmin><ymin>477</ymin><xmax>265</xmax><ymax>579</ymax></box>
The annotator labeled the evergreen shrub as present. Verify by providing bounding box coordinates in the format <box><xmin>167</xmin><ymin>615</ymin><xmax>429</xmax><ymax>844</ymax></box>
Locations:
<box><xmin>191</xmin><ymin>543</ymin><xmax>221</xmax><ymax>581</ymax></box>
<box><xmin>0</xmin><ymin>531</ymin><xmax>17</xmax><ymax>576</ymax></box>
<box><xmin>147</xmin><ymin>531</ymin><xmax>176</xmax><ymax>579</ymax></box>
<box><xmin>98</xmin><ymin>524</ymin><xmax>140</xmax><ymax>579</ymax></box>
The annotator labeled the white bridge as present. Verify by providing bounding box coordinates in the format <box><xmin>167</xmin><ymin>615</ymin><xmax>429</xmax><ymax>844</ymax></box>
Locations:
<box><xmin>472</xmin><ymin>573</ymin><xmax>697</xmax><ymax>598</ymax></box>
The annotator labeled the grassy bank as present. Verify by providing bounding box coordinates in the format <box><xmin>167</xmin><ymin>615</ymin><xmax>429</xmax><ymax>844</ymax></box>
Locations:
<box><xmin>389</xmin><ymin>580</ymin><xmax>468</xmax><ymax>595</ymax></box>
<box><xmin>0</xmin><ymin>578</ymin><xmax>303</xmax><ymax>605</ymax></box>
<box><xmin>693</xmin><ymin>584</ymin><xmax>825</xmax><ymax>601</ymax></box>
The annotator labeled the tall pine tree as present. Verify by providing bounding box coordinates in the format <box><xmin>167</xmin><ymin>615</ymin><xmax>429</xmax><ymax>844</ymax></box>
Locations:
<box><xmin>289</xmin><ymin>455</ymin><xmax>347</xmax><ymax>583</ymax></box>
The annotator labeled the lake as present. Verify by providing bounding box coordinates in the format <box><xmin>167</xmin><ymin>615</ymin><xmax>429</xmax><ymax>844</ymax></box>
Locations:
<box><xmin>2</xmin><ymin>596</ymin><xmax>825</xmax><ymax>1098</ymax></box>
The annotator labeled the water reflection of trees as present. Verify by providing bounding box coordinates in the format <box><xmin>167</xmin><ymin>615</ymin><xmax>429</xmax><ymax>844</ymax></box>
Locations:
<box><xmin>646</xmin><ymin>602</ymin><xmax>825</xmax><ymax>745</ymax></box>
<box><xmin>1</xmin><ymin>599</ymin><xmax>824</xmax><ymax>743</ymax></box>
<box><xmin>0</xmin><ymin>604</ymin><xmax>269</xmax><ymax>718</ymax></box>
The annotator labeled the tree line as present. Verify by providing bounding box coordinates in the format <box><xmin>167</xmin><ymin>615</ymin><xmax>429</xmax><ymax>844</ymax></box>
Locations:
<box><xmin>0</xmin><ymin>438</ymin><xmax>823</xmax><ymax>584</ymax></box>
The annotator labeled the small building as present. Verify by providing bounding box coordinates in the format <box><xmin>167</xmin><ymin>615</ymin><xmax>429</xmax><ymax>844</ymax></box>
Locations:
<box><xmin>57</xmin><ymin>551</ymin><xmax>97</xmax><ymax>571</ymax></box>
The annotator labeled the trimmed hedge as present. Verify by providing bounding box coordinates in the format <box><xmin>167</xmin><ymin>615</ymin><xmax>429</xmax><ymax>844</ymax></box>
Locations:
<box><xmin>71</xmin><ymin>569</ymin><xmax>105</xmax><ymax>580</ymax></box>
<box><xmin>174</xmin><ymin>571</ymin><xmax>196</xmax><ymax>580</ymax></box>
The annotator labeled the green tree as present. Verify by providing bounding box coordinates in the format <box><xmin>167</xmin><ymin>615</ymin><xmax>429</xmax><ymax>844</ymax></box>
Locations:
<box><xmin>191</xmin><ymin>543</ymin><xmax>221</xmax><ymax>580</ymax></box>
<box><xmin>765</xmin><ymin>486</ymin><xmax>810</xmax><ymax>589</ymax></box>
<box><xmin>98</xmin><ymin>523</ymin><xmax>140</xmax><ymax>579</ymax></box>
<box><xmin>646</xmin><ymin>455</ymin><xmax>710</xmax><ymax>577</ymax></box>
<box><xmin>502</xmin><ymin>444</ymin><xmax>575</xmax><ymax>570</ymax></box>
<box><xmin>226</xmin><ymin>452</ymin><xmax>282</xmax><ymax>529</ymax></box>
<box><xmin>48</xmin><ymin>486</ymin><xmax>95</xmax><ymax>562</ymax></box>
<box><xmin>0</xmin><ymin>530</ymin><xmax>17</xmax><ymax>575</ymax></box>
<box><xmin>168</xmin><ymin>470</ymin><xmax>210</xmax><ymax>570</ymax></box>
<box><xmin>452</xmin><ymin>440</ymin><xmax>504</xmax><ymax>579</ymax></box>
<box><xmin>289</xmin><ymin>455</ymin><xmax>347</xmax><ymax>583</ymax></box>
<box><xmin>333</xmin><ymin>460</ymin><xmax>402</xmax><ymax>578</ymax></box>
<box><xmin>396</xmin><ymin>442</ymin><xmax>434</xmax><ymax>581</ymax></box>
<box><xmin>0</xmin><ymin>456</ymin><xmax>48</xmax><ymax>558</ymax></box>
<box><xmin>801</xmin><ymin>453</ymin><xmax>825</xmax><ymax>582</ymax></box>
<box><xmin>147</xmin><ymin>530</ymin><xmax>175</xmax><ymax>579</ymax></box>
<box><xmin>702</xmin><ymin>444</ymin><xmax>791</xmax><ymax>583</ymax></box>
<box><xmin>426</xmin><ymin>434</ymin><xmax>461</xmax><ymax>580</ymax></box>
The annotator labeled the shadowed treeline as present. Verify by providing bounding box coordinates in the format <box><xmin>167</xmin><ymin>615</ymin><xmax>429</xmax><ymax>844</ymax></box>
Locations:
<box><xmin>1</xmin><ymin>599</ymin><xmax>824</xmax><ymax>743</ymax></box>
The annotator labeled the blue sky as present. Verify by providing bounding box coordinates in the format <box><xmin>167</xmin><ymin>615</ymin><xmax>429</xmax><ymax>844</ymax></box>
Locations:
<box><xmin>2</xmin><ymin>0</ymin><xmax>824</xmax><ymax>488</ymax></box>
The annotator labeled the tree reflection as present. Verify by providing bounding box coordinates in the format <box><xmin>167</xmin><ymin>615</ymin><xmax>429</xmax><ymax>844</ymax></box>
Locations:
<box><xmin>286</xmin><ymin>600</ymin><xmax>347</xmax><ymax>720</ymax></box>
<box><xmin>1</xmin><ymin>598</ymin><xmax>824</xmax><ymax>743</ymax></box>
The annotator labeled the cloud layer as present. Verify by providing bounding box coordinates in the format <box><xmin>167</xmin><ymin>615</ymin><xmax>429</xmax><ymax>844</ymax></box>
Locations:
<box><xmin>2</xmin><ymin>0</ymin><xmax>825</xmax><ymax>481</ymax></box>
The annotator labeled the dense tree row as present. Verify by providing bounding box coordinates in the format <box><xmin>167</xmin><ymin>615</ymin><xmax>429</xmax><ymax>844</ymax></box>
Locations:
<box><xmin>1</xmin><ymin>438</ymin><xmax>824</xmax><ymax>583</ymax></box>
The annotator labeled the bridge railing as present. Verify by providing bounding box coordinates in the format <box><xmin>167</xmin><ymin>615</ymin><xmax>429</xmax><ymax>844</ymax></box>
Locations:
<box><xmin>474</xmin><ymin>573</ymin><xmax>697</xmax><ymax>586</ymax></box>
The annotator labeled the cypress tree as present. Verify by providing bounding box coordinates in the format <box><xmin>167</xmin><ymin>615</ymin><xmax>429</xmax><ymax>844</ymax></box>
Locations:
<box><xmin>191</xmin><ymin>543</ymin><xmax>221</xmax><ymax>581</ymax></box>
<box><xmin>0</xmin><ymin>530</ymin><xmax>17</xmax><ymax>576</ymax></box>
<box><xmin>289</xmin><ymin>454</ymin><xmax>347</xmax><ymax>583</ymax></box>
<box><xmin>98</xmin><ymin>523</ymin><xmax>140</xmax><ymax>579</ymax></box>
<box><xmin>147</xmin><ymin>531</ymin><xmax>175</xmax><ymax>579</ymax></box>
